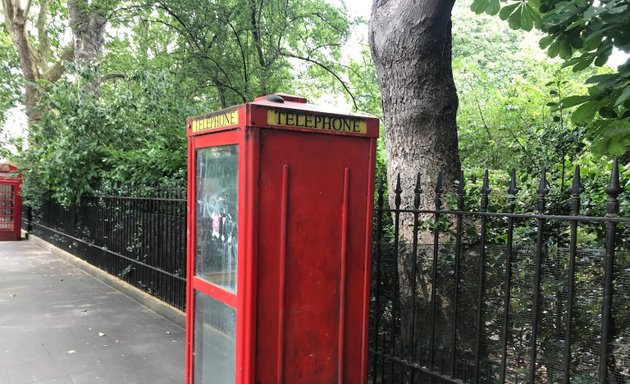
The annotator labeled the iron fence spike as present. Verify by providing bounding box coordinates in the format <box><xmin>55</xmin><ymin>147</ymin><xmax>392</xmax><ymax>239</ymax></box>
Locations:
<box><xmin>481</xmin><ymin>170</ymin><xmax>491</xmax><ymax>195</ymax></box>
<box><xmin>435</xmin><ymin>172</ymin><xmax>443</xmax><ymax>194</ymax></box>
<box><xmin>413</xmin><ymin>173</ymin><xmax>422</xmax><ymax>209</ymax></box>
<box><xmin>605</xmin><ymin>158</ymin><xmax>623</xmax><ymax>198</ymax></box>
<box><xmin>508</xmin><ymin>169</ymin><xmax>518</xmax><ymax>196</ymax></box>
<box><xmin>395</xmin><ymin>174</ymin><xmax>402</xmax><ymax>208</ymax></box>
<box><xmin>568</xmin><ymin>165</ymin><xmax>583</xmax><ymax>196</ymax></box>
<box><xmin>537</xmin><ymin>167</ymin><xmax>550</xmax><ymax>196</ymax></box>
<box><xmin>457</xmin><ymin>171</ymin><xmax>465</xmax><ymax>195</ymax></box>
<box><xmin>377</xmin><ymin>176</ymin><xmax>385</xmax><ymax>208</ymax></box>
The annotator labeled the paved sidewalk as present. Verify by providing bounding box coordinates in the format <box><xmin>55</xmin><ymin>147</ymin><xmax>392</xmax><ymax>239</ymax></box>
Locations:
<box><xmin>0</xmin><ymin>241</ymin><xmax>185</xmax><ymax>384</ymax></box>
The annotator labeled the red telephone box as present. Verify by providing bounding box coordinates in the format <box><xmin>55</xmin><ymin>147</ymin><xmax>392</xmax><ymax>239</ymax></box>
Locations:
<box><xmin>186</xmin><ymin>94</ymin><xmax>378</xmax><ymax>383</ymax></box>
<box><xmin>0</xmin><ymin>161</ymin><xmax>22</xmax><ymax>241</ymax></box>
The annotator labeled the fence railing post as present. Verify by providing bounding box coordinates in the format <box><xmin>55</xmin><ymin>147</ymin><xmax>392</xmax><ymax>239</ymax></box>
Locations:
<box><xmin>27</xmin><ymin>205</ymin><xmax>32</xmax><ymax>234</ymax></box>
<box><xmin>390</xmin><ymin>174</ymin><xmax>402</xmax><ymax>381</ymax></box>
<box><xmin>372</xmin><ymin>177</ymin><xmax>385</xmax><ymax>382</ymax></box>
<box><xmin>600</xmin><ymin>159</ymin><xmax>623</xmax><ymax>384</ymax></box>
<box><xmin>499</xmin><ymin>169</ymin><xmax>518</xmax><ymax>383</ymax></box>
<box><xmin>563</xmin><ymin>166</ymin><xmax>582</xmax><ymax>384</ymax></box>
<box><xmin>529</xmin><ymin>168</ymin><xmax>550</xmax><ymax>383</ymax></box>
<box><xmin>409</xmin><ymin>172</ymin><xmax>422</xmax><ymax>383</ymax></box>
<box><xmin>450</xmin><ymin>171</ymin><xmax>465</xmax><ymax>377</ymax></box>
<box><xmin>474</xmin><ymin>170</ymin><xmax>491</xmax><ymax>384</ymax></box>
<box><xmin>429</xmin><ymin>172</ymin><xmax>443</xmax><ymax>375</ymax></box>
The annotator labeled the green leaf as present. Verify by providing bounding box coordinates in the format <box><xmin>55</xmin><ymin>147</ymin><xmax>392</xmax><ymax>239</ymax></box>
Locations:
<box><xmin>548</xmin><ymin>39</ymin><xmax>561</xmax><ymax>58</ymax></box>
<box><xmin>594</xmin><ymin>50</ymin><xmax>611</xmax><ymax>66</ymax></box>
<box><xmin>608</xmin><ymin>140</ymin><xmax>627</xmax><ymax>156</ymax></box>
<box><xmin>599</xmin><ymin>106</ymin><xmax>618</xmax><ymax>119</ymax></box>
<box><xmin>571</xmin><ymin>101</ymin><xmax>598</xmax><ymax>123</ymax></box>
<box><xmin>486</xmin><ymin>0</ymin><xmax>501</xmax><ymax>15</ymax></box>
<box><xmin>566</xmin><ymin>31</ymin><xmax>583</xmax><ymax>49</ymax></box>
<box><xmin>528</xmin><ymin>0</ymin><xmax>541</xmax><ymax>9</ymax></box>
<box><xmin>607</xmin><ymin>5</ymin><xmax>628</xmax><ymax>14</ymax></box>
<box><xmin>521</xmin><ymin>5</ymin><xmax>534</xmax><ymax>31</ymax></box>
<box><xmin>559</xmin><ymin>39</ymin><xmax>573</xmax><ymax>60</ymax></box>
<box><xmin>615</xmin><ymin>87</ymin><xmax>630</xmax><ymax>106</ymax></box>
<box><xmin>508</xmin><ymin>7</ymin><xmax>522</xmax><ymax>29</ymax></box>
<box><xmin>561</xmin><ymin>95</ymin><xmax>590</xmax><ymax>108</ymax></box>
<box><xmin>586</xmin><ymin>74</ymin><xmax>615</xmax><ymax>84</ymax></box>
<box><xmin>499</xmin><ymin>2</ymin><xmax>520</xmax><ymax>20</ymax></box>
<box><xmin>471</xmin><ymin>0</ymin><xmax>491</xmax><ymax>14</ymax></box>
<box><xmin>572</xmin><ymin>55</ymin><xmax>595</xmax><ymax>71</ymax></box>
<box><xmin>583</xmin><ymin>28</ymin><xmax>608</xmax><ymax>50</ymax></box>
<box><xmin>539</xmin><ymin>35</ymin><xmax>555</xmax><ymax>49</ymax></box>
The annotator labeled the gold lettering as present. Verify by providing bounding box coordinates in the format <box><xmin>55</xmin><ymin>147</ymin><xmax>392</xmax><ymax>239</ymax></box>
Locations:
<box><xmin>266</xmin><ymin>109</ymin><xmax>367</xmax><ymax>135</ymax></box>
<box><xmin>191</xmin><ymin>111</ymin><xmax>239</xmax><ymax>133</ymax></box>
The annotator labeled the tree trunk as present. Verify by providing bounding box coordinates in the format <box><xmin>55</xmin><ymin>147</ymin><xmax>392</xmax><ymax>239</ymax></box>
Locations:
<box><xmin>68</xmin><ymin>0</ymin><xmax>107</xmax><ymax>95</ymax></box>
<box><xmin>2</xmin><ymin>0</ymin><xmax>74</xmax><ymax>125</ymax></box>
<box><xmin>2</xmin><ymin>0</ymin><xmax>41</xmax><ymax>123</ymax></box>
<box><xmin>369</xmin><ymin>0</ymin><xmax>461</xmax><ymax>227</ymax></box>
<box><xmin>369</xmin><ymin>0</ymin><xmax>462</xmax><ymax>370</ymax></box>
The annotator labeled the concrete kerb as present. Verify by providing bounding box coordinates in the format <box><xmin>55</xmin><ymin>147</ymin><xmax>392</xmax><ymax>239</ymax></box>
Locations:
<box><xmin>27</xmin><ymin>234</ymin><xmax>186</xmax><ymax>329</ymax></box>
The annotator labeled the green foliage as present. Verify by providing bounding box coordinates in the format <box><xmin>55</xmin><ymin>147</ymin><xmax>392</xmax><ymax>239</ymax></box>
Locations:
<box><xmin>115</xmin><ymin>0</ymin><xmax>355</xmax><ymax>106</ymax></box>
<box><xmin>454</xmin><ymin>4</ymin><xmax>595</xmax><ymax>174</ymax></box>
<box><xmin>18</xmin><ymin>68</ymin><xmax>201</xmax><ymax>206</ymax></box>
<box><xmin>470</xmin><ymin>0</ymin><xmax>630</xmax><ymax>155</ymax></box>
<box><xmin>0</xmin><ymin>25</ymin><xmax>21</xmax><ymax>127</ymax></box>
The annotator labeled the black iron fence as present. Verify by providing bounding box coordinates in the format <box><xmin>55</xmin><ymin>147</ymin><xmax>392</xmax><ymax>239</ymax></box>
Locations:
<box><xmin>369</xmin><ymin>161</ymin><xmax>630</xmax><ymax>384</ymax></box>
<box><xmin>21</xmin><ymin>161</ymin><xmax>630</xmax><ymax>384</ymax></box>
<box><xmin>23</xmin><ymin>188</ymin><xmax>187</xmax><ymax>310</ymax></box>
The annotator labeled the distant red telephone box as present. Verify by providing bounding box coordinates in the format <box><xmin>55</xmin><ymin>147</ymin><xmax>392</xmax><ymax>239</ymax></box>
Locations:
<box><xmin>0</xmin><ymin>161</ymin><xmax>22</xmax><ymax>241</ymax></box>
<box><xmin>186</xmin><ymin>94</ymin><xmax>378</xmax><ymax>383</ymax></box>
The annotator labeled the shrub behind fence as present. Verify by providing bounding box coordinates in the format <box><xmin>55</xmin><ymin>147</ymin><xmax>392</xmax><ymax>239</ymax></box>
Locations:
<box><xmin>370</xmin><ymin>163</ymin><xmax>630</xmax><ymax>384</ymax></box>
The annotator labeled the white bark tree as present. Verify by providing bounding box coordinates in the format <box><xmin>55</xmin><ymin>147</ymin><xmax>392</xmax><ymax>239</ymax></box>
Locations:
<box><xmin>1</xmin><ymin>0</ymin><xmax>73</xmax><ymax>123</ymax></box>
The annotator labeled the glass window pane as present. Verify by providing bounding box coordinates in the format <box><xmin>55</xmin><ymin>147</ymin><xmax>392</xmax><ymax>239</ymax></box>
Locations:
<box><xmin>195</xmin><ymin>145</ymin><xmax>239</xmax><ymax>292</ymax></box>
<box><xmin>194</xmin><ymin>292</ymin><xmax>236</xmax><ymax>384</ymax></box>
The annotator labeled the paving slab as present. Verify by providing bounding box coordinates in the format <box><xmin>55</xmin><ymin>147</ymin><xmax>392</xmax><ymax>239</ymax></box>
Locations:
<box><xmin>0</xmin><ymin>241</ymin><xmax>185</xmax><ymax>384</ymax></box>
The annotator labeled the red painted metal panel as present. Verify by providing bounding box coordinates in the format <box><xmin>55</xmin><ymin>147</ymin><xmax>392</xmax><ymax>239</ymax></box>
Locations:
<box><xmin>0</xmin><ymin>161</ymin><xmax>22</xmax><ymax>241</ymax></box>
<box><xmin>255</xmin><ymin>130</ymin><xmax>372</xmax><ymax>383</ymax></box>
<box><xmin>186</xmin><ymin>94</ymin><xmax>377</xmax><ymax>384</ymax></box>
<box><xmin>338</xmin><ymin>167</ymin><xmax>350</xmax><ymax>384</ymax></box>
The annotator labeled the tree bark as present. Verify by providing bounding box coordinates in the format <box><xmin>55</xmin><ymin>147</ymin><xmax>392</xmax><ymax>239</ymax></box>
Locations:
<box><xmin>369</xmin><ymin>0</ymin><xmax>462</xmax><ymax>367</ymax></box>
<box><xmin>2</xmin><ymin>0</ymin><xmax>41</xmax><ymax>123</ymax></box>
<box><xmin>369</xmin><ymin>0</ymin><xmax>461</xmax><ymax>226</ymax></box>
<box><xmin>68</xmin><ymin>0</ymin><xmax>107</xmax><ymax>67</ymax></box>
<box><xmin>2</xmin><ymin>0</ymin><xmax>74</xmax><ymax>124</ymax></box>
<box><xmin>68</xmin><ymin>0</ymin><xmax>108</xmax><ymax>95</ymax></box>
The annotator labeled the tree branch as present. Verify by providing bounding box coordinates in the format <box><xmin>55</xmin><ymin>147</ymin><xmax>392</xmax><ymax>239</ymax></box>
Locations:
<box><xmin>42</xmin><ymin>43</ymin><xmax>74</xmax><ymax>82</ymax></box>
<box><xmin>99</xmin><ymin>72</ymin><xmax>126</xmax><ymax>82</ymax></box>
<box><xmin>280</xmin><ymin>50</ymin><xmax>357</xmax><ymax>110</ymax></box>
<box><xmin>35</xmin><ymin>0</ymin><xmax>50</xmax><ymax>74</ymax></box>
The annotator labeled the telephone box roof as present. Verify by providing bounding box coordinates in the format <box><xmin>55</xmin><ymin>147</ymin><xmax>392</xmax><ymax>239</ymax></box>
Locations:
<box><xmin>0</xmin><ymin>161</ymin><xmax>21</xmax><ymax>180</ymax></box>
<box><xmin>187</xmin><ymin>93</ymin><xmax>380</xmax><ymax>138</ymax></box>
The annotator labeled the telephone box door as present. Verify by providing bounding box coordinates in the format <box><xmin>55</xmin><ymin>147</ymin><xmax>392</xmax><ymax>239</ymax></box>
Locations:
<box><xmin>187</xmin><ymin>130</ymin><xmax>246</xmax><ymax>384</ymax></box>
<box><xmin>0</xmin><ymin>162</ymin><xmax>22</xmax><ymax>241</ymax></box>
